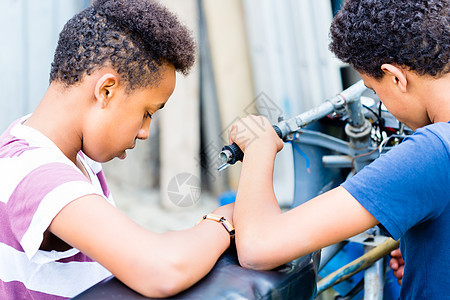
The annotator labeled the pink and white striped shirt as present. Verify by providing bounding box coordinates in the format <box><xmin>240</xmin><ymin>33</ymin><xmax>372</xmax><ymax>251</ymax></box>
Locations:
<box><xmin>0</xmin><ymin>116</ymin><xmax>113</xmax><ymax>299</ymax></box>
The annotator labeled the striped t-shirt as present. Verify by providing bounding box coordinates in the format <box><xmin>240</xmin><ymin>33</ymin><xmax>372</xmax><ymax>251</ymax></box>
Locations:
<box><xmin>0</xmin><ymin>116</ymin><xmax>113</xmax><ymax>299</ymax></box>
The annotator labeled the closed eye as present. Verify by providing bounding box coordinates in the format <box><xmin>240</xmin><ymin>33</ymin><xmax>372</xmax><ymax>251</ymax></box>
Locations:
<box><xmin>145</xmin><ymin>112</ymin><xmax>152</xmax><ymax>119</ymax></box>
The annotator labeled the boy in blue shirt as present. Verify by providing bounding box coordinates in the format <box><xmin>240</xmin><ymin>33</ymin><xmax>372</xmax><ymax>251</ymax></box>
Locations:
<box><xmin>229</xmin><ymin>0</ymin><xmax>449</xmax><ymax>299</ymax></box>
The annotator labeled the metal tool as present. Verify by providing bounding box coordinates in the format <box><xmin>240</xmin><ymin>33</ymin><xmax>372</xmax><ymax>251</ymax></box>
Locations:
<box><xmin>217</xmin><ymin>80</ymin><xmax>367</xmax><ymax>172</ymax></box>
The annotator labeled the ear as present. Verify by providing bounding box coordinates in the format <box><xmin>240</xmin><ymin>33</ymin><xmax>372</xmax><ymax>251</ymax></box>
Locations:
<box><xmin>94</xmin><ymin>73</ymin><xmax>118</xmax><ymax>108</ymax></box>
<box><xmin>380</xmin><ymin>64</ymin><xmax>408</xmax><ymax>93</ymax></box>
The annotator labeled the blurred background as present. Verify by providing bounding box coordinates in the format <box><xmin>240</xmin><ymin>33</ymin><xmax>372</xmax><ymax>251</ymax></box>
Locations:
<box><xmin>0</xmin><ymin>0</ymin><xmax>360</xmax><ymax>231</ymax></box>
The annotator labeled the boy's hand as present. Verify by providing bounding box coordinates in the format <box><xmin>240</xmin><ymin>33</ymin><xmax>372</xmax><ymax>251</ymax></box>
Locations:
<box><xmin>228</xmin><ymin>115</ymin><xmax>283</xmax><ymax>156</ymax></box>
<box><xmin>389</xmin><ymin>247</ymin><xmax>404</xmax><ymax>285</ymax></box>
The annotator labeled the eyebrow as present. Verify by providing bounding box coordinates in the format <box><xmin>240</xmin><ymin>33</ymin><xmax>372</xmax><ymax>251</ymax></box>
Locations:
<box><xmin>158</xmin><ymin>103</ymin><xmax>165</xmax><ymax>110</ymax></box>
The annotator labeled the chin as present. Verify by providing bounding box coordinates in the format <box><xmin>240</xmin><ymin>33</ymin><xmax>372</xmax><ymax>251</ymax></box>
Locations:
<box><xmin>86</xmin><ymin>152</ymin><xmax>111</xmax><ymax>163</ymax></box>
<box><xmin>94</xmin><ymin>157</ymin><xmax>111</xmax><ymax>163</ymax></box>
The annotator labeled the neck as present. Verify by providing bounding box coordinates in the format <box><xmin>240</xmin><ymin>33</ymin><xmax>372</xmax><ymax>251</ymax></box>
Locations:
<box><xmin>24</xmin><ymin>83</ymin><xmax>89</xmax><ymax>165</ymax></box>
<box><xmin>415</xmin><ymin>72</ymin><xmax>450</xmax><ymax>124</ymax></box>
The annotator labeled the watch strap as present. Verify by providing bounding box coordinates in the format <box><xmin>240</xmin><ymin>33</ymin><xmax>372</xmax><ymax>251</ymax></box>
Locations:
<box><xmin>201</xmin><ymin>213</ymin><xmax>235</xmax><ymax>238</ymax></box>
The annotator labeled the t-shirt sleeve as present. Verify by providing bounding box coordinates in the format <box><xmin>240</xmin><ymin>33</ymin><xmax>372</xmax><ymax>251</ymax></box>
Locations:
<box><xmin>342</xmin><ymin>124</ymin><xmax>450</xmax><ymax>240</ymax></box>
<box><xmin>5</xmin><ymin>152</ymin><xmax>102</xmax><ymax>263</ymax></box>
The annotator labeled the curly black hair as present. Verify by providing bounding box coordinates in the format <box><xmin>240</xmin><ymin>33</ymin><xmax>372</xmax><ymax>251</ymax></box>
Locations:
<box><xmin>329</xmin><ymin>0</ymin><xmax>449</xmax><ymax>79</ymax></box>
<box><xmin>49</xmin><ymin>0</ymin><xmax>195</xmax><ymax>90</ymax></box>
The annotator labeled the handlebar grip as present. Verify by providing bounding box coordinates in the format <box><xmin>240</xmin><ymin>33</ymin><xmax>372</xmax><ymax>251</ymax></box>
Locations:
<box><xmin>220</xmin><ymin>143</ymin><xmax>244</xmax><ymax>164</ymax></box>
<box><xmin>219</xmin><ymin>125</ymin><xmax>283</xmax><ymax>165</ymax></box>
<box><xmin>273</xmin><ymin>125</ymin><xmax>282</xmax><ymax>139</ymax></box>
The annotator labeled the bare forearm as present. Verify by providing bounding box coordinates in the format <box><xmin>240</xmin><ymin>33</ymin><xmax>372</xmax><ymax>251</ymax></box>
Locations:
<box><xmin>233</xmin><ymin>148</ymin><xmax>284</xmax><ymax>265</ymax></box>
<box><xmin>156</xmin><ymin>219</ymin><xmax>231</xmax><ymax>293</ymax></box>
<box><xmin>234</xmin><ymin>186</ymin><xmax>379</xmax><ymax>271</ymax></box>
<box><xmin>227</xmin><ymin>115</ymin><xmax>379</xmax><ymax>272</ymax></box>
<box><xmin>49</xmin><ymin>195</ymin><xmax>233</xmax><ymax>298</ymax></box>
<box><xmin>235</xmin><ymin>148</ymin><xmax>281</xmax><ymax>219</ymax></box>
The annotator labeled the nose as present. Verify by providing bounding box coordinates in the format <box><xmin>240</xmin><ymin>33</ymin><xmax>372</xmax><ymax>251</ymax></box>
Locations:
<box><xmin>137</xmin><ymin>118</ymin><xmax>151</xmax><ymax>140</ymax></box>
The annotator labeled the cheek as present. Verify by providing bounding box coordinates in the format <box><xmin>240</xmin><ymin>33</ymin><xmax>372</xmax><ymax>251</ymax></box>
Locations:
<box><xmin>378</xmin><ymin>93</ymin><xmax>397</xmax><ymax>113</ymax></box>
<box><xmin>112</xmin><ymin>120</ymin><xmax>144</xmax><ymax>148</ymax></box>
<box><xmin>379</xmin><ymin>97</ymin><xmax>409</xmax><ymax>124</ymax></box>
<box><xmin>120</xmin><ymin>119</ymin><xmax>143</xmax><ymax>138</ymax></box>
<box><xmin>81</xmin><ymin>120</ymin><xmax>119</xmax><ymax>161</ymax></box>
<box><xmin>380</xmin><ymin>99</ymin><xmax>394</xmax><ymax>113</ymax></box>
<box><xmin>81</xmin><ymin>133</ymin><xmax>111</xmax><ymax>162</ymax></box>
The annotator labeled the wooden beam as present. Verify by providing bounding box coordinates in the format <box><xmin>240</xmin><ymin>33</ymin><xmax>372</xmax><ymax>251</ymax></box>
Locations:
<box><xmin>202</xmin><ymin>0</ymin><xmax>256</xmax><ymax>190</ymax></box>
<box><xmin>159</xmin><ymin>0</ymin><xmax>201</xmax><ymax>209</ymax></box>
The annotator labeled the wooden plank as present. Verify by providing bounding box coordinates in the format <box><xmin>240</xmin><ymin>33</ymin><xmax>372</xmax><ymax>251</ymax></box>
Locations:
<box><xmin>198</xmin><ymin>1</ymin><xmax>229</xmax><ymax>197</ymax></box>
<box><xmin>202</xmin><ymin>0</ymin><xmax>256</xmax><ymax>190</ymax></box>
<box><xmin>159</xmin><ymin>0</ymin><xmax>201</xmax><ymax>209</ymax></box>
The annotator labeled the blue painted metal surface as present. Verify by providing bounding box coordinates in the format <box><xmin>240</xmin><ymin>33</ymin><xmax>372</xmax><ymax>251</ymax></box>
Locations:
<box><xmin>291</xmin><ymin>118</ymin><xmax>400</xmax><ymax>299</ymax></box>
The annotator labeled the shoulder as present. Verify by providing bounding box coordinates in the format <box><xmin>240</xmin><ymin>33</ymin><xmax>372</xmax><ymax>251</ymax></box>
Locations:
<box><xmin>398</xmin><ymin>122</ymin><xmax>450</xmax><ymax>167</ymax></box>
<box><xmin>341</xmin><ymin>122</ymin><xmax>449</xmax><ymax>238</ymax></box>
<box><xmin>412</xmin><ymin>122</ymin><xmax>450</xmax><ymax>150</ymax></box>
<box><xmin>378</xmin><ymin>122</ymin><xmax>450</xmax><ymax>164</ymax></box>
<box><xmin>0</xmin><ymin>121</ymin><xmax>99</xmax><ymax>213</ymax></box>
<box><xmin>0</xmin><ymin>116</ymin><xmax>87</xmax><ymax>184</ymax></box>
<box><xmin>354</xmin><ymin>122</ymin><xmax>450</xmax><ymax>184</ymax></box>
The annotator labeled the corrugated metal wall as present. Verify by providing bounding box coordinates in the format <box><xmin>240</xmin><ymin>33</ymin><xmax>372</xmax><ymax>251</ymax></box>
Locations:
<box><xmin>242</xmin><ymin>0</ymin><xmax>343</xmax><ymax>206</ymax></box>
<box><xmin>0</xmin><ymin>0</ymin><xmax>88</xmax><ymax>132</ymax></box>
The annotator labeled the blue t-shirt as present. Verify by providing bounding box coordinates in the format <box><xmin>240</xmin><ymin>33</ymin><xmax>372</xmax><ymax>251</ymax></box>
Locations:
<box><xmin>342</xmin><ymin>122</ymin><xmax>449</xmax><ymax>299</ymax></box>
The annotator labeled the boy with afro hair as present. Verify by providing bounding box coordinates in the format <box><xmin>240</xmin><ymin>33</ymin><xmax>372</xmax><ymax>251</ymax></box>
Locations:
<box><xmin>228</xmin><ymin>0</ymin><xmax>449</xmax><ymax>299</ymax></box>
<box><xmin>0</xmin><ymin>0</ymin><xmax>234</xmax><ymax>298</ymax></box>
